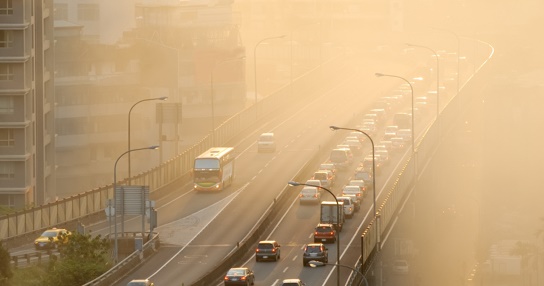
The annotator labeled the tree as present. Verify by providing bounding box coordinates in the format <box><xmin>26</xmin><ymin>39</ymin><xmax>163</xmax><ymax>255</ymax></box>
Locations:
<box><xmin>0</xmin><ymin>240</ymin><xmax>13</xmax><ymax>283</ymax></box>
<box><xmin>45</xmin><ymin>232</ymin><xmax>111</xmax><ymax>286</ymax></box>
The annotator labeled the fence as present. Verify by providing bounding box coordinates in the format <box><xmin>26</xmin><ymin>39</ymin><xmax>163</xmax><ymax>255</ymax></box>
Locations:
<box><xmin>82</xmin><ymin>232</ymin><xmax>160</xmax><ymax>286</ymax></box>
<box><xmin>353</xmin><ymin>39</ymin><xmax>495</xmax><ymax>285</ymax></box>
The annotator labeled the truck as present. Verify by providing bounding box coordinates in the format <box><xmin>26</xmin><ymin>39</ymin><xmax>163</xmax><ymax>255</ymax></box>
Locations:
<box><xmin>320</xmin><ymin>201</ymin><xmax>345</xmax><ymax>232</ymax></box>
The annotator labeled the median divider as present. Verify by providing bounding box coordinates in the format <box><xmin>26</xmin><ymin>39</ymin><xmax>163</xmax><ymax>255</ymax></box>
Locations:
<box><xmin>190</xmin><ymin>109</ymin><xmax>362</xmax><ymax>286</ymax></box>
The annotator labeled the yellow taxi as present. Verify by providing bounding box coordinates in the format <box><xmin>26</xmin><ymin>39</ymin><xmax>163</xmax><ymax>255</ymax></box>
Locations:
<box><xmin>34</xmin><ymin>228</ymin><xmax>71</xmax><ymax>250</ymax></box>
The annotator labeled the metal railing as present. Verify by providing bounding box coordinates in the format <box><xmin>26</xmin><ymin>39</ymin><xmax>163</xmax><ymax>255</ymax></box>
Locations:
<box><xmin>82</xmin><ymin>232</ymin><xmax>160</xmax><ymax>286</ymax></box>
<box><xmin>355</xmin><ymin>39</ymin><xmax>495</xmax><ymax>283</ymax></box>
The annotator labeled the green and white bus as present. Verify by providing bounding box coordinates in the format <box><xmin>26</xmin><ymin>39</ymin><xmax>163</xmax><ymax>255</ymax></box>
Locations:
<box><xmin>193</xmin><ymin>147</ymin><xmax>235</xmax><ymax>191</ymax></box>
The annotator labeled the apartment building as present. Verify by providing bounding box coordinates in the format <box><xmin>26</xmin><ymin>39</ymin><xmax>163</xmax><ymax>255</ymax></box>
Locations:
<box><xmin>53</xmin><ymin>0</ymin><xmax>136</xmax><ymax>45</ymax></box>
<box><xmin>0</xmin><ymin>0</ymin><xmax>56</xmax><ymax>208</ymax></box>
<box><xmin>54</xmin><ymin>0</ymin><xmax>246</xmax><ymax>198</ymax></box>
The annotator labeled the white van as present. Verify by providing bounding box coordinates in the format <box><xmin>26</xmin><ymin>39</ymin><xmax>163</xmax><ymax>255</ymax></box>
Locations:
<box><xmin>258</xmin><ymin>132</ymin><xmax>276</xmax><ymax>152</ymax></box>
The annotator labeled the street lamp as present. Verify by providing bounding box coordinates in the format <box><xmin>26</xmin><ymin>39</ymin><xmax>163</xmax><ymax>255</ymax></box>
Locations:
<box><xmin>254</xmin><ymin>35</ymin><xmax>286</xmax><ymax>118</ymax></box>
<box><xmin>211</xmin><ymin>57</ymin><xmax>245</xmax><ymax>145</ymax></box>
<box><xmin>308</xmin><ymin>261</ymin><xmax>369</xmax><ymax>286</ymax></box>
<box><xmin>128</xmin><ymin>97</ymin><xmax>167</xmax><ymax>184</ymax></box>
<box><xmin>375</xmin><ymin>72</ymin><xmax>416</xmax><ymax>153</ymax></box>
<box><xmin>113</xmin><ymin>145</ymin><xmax>159</xmax><ymax>263</ymax></box>
<box><xmin>406</xmin><ymin>43</ymin><xmax>440</xmax><ymax>119</ymax></box>
<box><xmin>329</xmin><ymin>126</ymin><xmax>376</xmax><ymax>222</ymax></box>
<box><xmin>434</xmin><ymin>28</ymin><xmax>461</xmax><ymax>95</ymax></box>
<box><xmin>288</xmin><ymin>181</ymin><xmax>341</xmax><ymax>286</ymax></box>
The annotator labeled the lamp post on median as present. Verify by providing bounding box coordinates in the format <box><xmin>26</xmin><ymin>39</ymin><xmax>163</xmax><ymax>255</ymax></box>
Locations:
<box><xmin>308</xmin><ymin>261</ymin><xmax>369</xmax><ymax>286</ymax></box>
<box><xmin>254</xmin><ymin>35</ymin><xmax>286</xmax><ymax>118</ymax></box>
<box><xmin>375</xmin><ymin>72</ymin><xmax>415</xmax><ymax>153</ymax></box>
<box><xmin>211</xmin><ymin>57</ymin><xmax>245</xmax><ymax>145</ymax></box>
<box><xmin>434</xmin><ymin>28</ymin><xmax>461</xmax><ymax>95</ymax></box>
<box><xmin>128</xmin><ymin>97</ymin><xmax>167</xmax><ymax>185</ymax></box>
<box><xmin>329</xmin><ymin>126</ymin><xmax>377</xmax><ymax>227</ymax></box>
<box><xmin>406</xmin><ymin>43</ymin><xmax>440</xmax><ymax>119</ymax></box>
<box><xmin>114</xmin><ymin>145</ymin><xmax>159</xmax><ymax>263</ymax></box>
<box><xmin>289</xmin><ymin>181</ymin><xmax>340</xmax><ymax>286</ymax></box>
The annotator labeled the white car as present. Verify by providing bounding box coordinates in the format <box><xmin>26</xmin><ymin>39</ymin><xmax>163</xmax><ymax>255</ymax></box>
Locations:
<box><xmin>348</xmin><ymin>180</ymin><xmax>366</xmax><ymax>192</ymax></box>
<box><xmin>337</xmin><ymin>196</ymin><xmax>355</xmax><ymax>219</ymax></box>
<box><xmin>281</xmin><ymin>278</ymin><xmax>306</xmax><ymax>286</ymax></box>
<box><xmin>383</xmin><ymin>125</ymin><xmax>399</xmax><ymax>141</ymax></box>
<box><xmin>378</xmin><ymin>141</ymin><xmax>393</xmax><ymax>152</ymax></box>
<box><xmin>313</xmin><ymin>171</ymin><xmax>333</xmax><ymax>188</ymax></box>
<box><xmin>397</xmin><ymin>129</ymin><xmax>412</xmax><ymax>142</ymax></box>
<box><xmin>305</xmin><ymin>179</ymin><xmax>322</xmax><ymax>190</ymax></box>
<box><xmin>299</xmin><ymin>187</ymin><xmax>321</xmax><ymax>204</ymax></box>
<box><xmin>342</xmin><ymin>185</ymin><xmax>363</xmax><ymax>209</ymax></box>
<box><xmin>319</xmin><ymin>163</ymin><xmax>337</xmax><ymax>175</ymax></box>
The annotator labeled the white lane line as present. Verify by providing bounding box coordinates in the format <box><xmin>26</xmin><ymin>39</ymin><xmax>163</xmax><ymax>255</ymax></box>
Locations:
<box><xmin>147</xmin><ymin>183</ymin><xmax>248</xmax><ymax>279</ymax></box>
<box><xmin>282</xmin><ymin>267</ymin><xmax>288</xmax><ymax>273</ymax></box>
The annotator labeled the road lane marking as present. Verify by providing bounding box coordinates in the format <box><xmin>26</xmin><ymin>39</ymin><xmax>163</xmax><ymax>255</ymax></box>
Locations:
<box><xmin>147</xmin><ymin>183</ymin><xmax>248</xmax><ymax>279</ymax></box>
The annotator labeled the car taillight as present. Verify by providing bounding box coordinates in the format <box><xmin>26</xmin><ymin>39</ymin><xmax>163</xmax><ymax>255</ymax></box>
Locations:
<box><xmin>356</xmin><ymin>193</ymin><xmax>361</xmax><ymax>197</ymax></box>
<box><xmin>224</xmin><ymin>276</ymin><xmax>229</xmax><ymax>281</ymax></box>
<box><xmin>313</xmin><ymin>194</ymin><xmax>318</xmax><ymax>198</ymax></box>
<box><xmin>314</xmin><ymin>232</ymin><xmax>319</xmax><ymax>236</ymax></box>
<box><xmin>329</xmin><ymin>232</ymin><xmax>334</xmax><ymax>236</ymax></box>
<box><xmin>241</xmin><ymin>277</ymin><xmax>247</xmax><ymax>281</ymax></box>
<box><xmin>256</xmin><ymin>248</ymin><xmax>260</xmax><ymax>252</ymax></box>
<box><xmin>272</xmin><ymin>248</ymin><xmax>276</xmax><ymax>252</ymax></box>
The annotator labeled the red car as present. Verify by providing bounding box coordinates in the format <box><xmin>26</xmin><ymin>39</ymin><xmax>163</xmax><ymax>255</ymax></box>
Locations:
<box><xmin>313</xmin><ymin>223</ymin><xmax>336</xmax><ymax>243</ymax></box>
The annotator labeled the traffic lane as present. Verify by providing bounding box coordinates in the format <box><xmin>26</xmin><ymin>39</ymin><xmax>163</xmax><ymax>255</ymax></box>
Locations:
<box><xmin>225</xmin><ymin>94</ymin><xmax>438</xmax><ymax>286</ymax></box>
<box><xmin>119</xmin><ymin>55</ymin><xmax>412</xmax><ymax>284</ymax></box>
<box><xmin>133</xmin><ymin>73</ymin><xmax>371</xmax><ymax>285</ymax></box>
<box><xmin>244</xmin><ymin>179</ymin><xmax>374</xmax><ymax>286</ymax></box>
<box><xmin>248</xmin><ymin>200</ymin><xmax>324</xmax><ymax>284</ymax></box>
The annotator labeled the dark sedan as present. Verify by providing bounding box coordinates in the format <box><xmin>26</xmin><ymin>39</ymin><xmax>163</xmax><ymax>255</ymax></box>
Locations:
<box><xmin>224</xmin><ymin>267</ymin><xmax>255</xmax><ymax>286</ymax></box>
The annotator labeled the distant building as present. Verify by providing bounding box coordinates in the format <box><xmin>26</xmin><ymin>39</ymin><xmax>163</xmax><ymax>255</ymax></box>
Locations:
<box><xmin>53</xmin><ymin>0</ymin><xmax>136</xmax><ymax>45</ymax></box>
<box><xmin>0</xmin><ymin>0</ymin><xmax>56</xmax><ymax>208</ymax></box>
<box><xmin>53</xmin><ymin>0</ymin><xmax>246</xmax><ymax>198</ymax></box>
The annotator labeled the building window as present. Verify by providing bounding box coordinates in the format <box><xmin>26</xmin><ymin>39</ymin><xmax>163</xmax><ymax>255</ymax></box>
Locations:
<box><xmin>0</xmin><ymin>129</ymin><xmax>14</xmax><ymax>146</ymax></box>
<box><xmin>0</xmin><ymin>162</ymin><xmax>15</xmax><ymax>179</ymax></box>
<box><xmin>0</xmin><ymin>194</ymin><xmax>15</xmax><ymax>208</ymax></box>
<box><xmin>0</xmin><ymin>30</ymin><xmax>13</xmax><ymax>48</ymax></box>
<box><xmin>54</xmin><ymin>3</ymin><xmax>68</xmax><ymax>21</ymax></box>
<box><xmin>77</xmin><ymin>4</ymin><xmax>99</xmax><ymax>21</ymax></box>
<box><xmin>0</xmin><ymin>96</ymin><xmax>14</xmax><ymax>113</ymax></box>
<box><xmin>0</xmin><ymin>64</ymin><xmax>13</xmax><ymax>80</ymax></box>
<box><xmin>0</xmin><ymin>0</ymin><xmax>13</xmax><ymax>15</ymax></box>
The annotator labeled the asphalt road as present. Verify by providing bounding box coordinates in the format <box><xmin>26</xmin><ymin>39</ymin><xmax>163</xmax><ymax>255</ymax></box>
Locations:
<box><xmin>113</xmin><ymin>47</ymin><xmax>440</xmax><ymax>286</ymax></box>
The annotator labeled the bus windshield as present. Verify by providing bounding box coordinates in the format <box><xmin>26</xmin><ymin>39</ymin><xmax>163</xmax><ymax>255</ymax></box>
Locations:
<box><xmin>193</xmin><ymin>170</ymin><xmax>220</xmax><ymax>183</ymax></box>
<box><xmin>194</xmin><ymin>158</ymin><xmax>220</xmax><ymax>169</ymax></box>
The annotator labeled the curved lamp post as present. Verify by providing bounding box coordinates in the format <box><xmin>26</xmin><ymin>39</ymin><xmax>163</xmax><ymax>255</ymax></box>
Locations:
<box><xmin>329</xmin><ymin>126</ymin><xmax>376</xmax><ymax>222</ymax></box>
<box><xmin>211</xmin><ymin>57</ymin><xmax>245</xmax><ymax>145</ymax></box>
<box><xmin>254</xmin><ymin>35</ymin><xmax>286</xmax><ymax>118</ymax></box>
<box><xmin>434</xmin><ymin>28</ymin><xmax>461</xmax><ymax>95</ymax></box>
<box><xmin>114</xmin><ymin>145</ymin><xmax>159</xmax><ymax>263</ymax></box>
<box><xmin>289</xmin><ymin>181</ymin><xmax>340</xmax><ymax>286</ymax></box>
<box><xmin>406</xmin><ymin>43</ymin><xmax>440</xmax><ymax>119</ymax></box>
<box><xmin>308</xmin><ymin>261</ymin><xmax>369</xmax><ymax>286</ymax></box>
<box><xmin>375</xmin><ymin>72</ymin><xmax>415</xmax><ymax>153</ymax></box>
<box><xmin>128</xmin><ymin>97</ymin><xmax>167</xmax><ymax>184</ymax></box>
